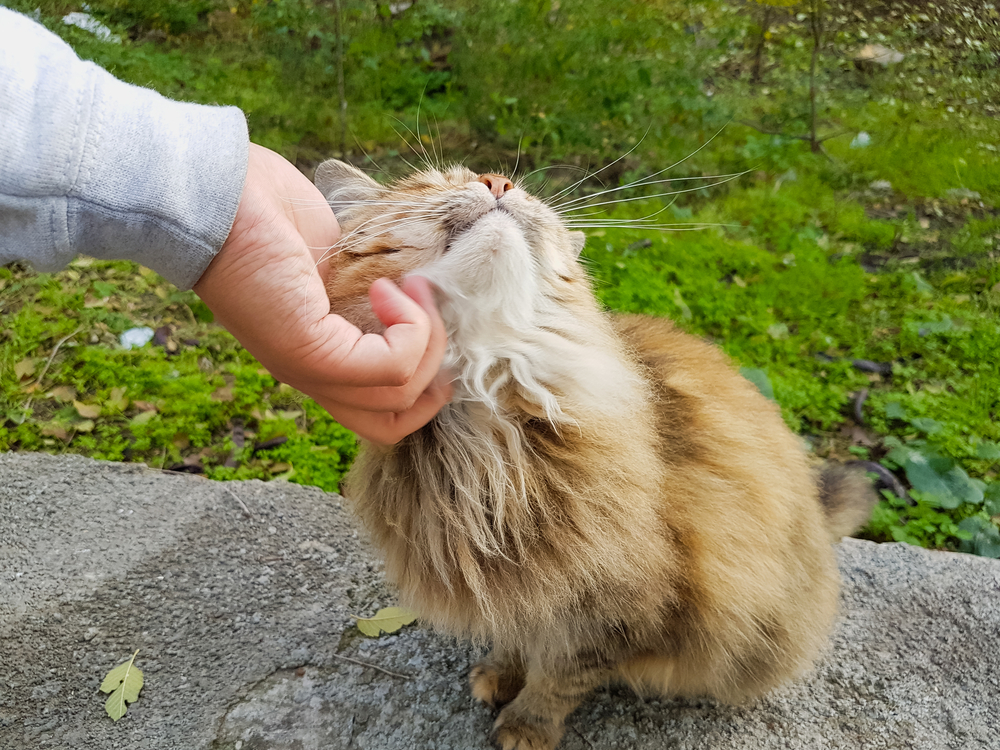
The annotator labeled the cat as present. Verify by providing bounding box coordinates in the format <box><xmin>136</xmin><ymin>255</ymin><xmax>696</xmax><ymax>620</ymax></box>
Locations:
<box><xmin>315</xmin><ymin>159</ymin><xmax>875</xmax><ymax>750</ymax></box>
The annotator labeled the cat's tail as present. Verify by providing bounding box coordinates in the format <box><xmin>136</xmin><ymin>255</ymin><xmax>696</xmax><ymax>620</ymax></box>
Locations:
<box><xmin>816</xmin><ymin>464</ymin><xmax>878</xmax><ymax>540</ymax></box>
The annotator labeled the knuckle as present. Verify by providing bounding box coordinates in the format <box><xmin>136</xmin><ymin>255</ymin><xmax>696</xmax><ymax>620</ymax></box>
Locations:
<box><xmin>386</xmin><ymin>361</ymin><xmax>418</xmax><ymax>388</ymax></box>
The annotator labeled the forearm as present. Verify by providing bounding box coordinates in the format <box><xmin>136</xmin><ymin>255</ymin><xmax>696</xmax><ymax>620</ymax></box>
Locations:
<box><xmin>0</xmin><ymin>8</ymin><xmax>249</xmax><ymax>289</ymax></box>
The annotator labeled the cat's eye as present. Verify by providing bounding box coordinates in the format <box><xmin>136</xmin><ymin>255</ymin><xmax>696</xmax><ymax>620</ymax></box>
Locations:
<box><xmin>380</xmin><ymin>247</ymin><xmax>403</xmax><ymax>254</ymax></box>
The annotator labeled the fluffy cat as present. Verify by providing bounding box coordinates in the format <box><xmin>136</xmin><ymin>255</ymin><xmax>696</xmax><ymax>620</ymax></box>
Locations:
<box><xmin>315</xmin><ymin>159</ymin><xmax>875</xmax><ymax>750</ymax></box>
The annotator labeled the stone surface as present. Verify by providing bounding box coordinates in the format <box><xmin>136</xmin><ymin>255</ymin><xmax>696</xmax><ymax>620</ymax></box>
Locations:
<box><xmin>1</xmin><ymin>452</ymin><xmax>999</xmax><ymax>750</ymax></box>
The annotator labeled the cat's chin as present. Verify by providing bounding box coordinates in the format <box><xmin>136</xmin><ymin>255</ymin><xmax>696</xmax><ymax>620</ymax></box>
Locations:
<box><xmin>450</xmin><ymin>206</ymin><xmax>522</xmax><ymax>255</ymax></box>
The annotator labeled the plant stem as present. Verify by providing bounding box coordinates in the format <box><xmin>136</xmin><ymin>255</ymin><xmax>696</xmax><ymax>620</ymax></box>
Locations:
<box><xmin>334</xmin><ymin>0</ymin><xmax>347</xmax><ymax>155</ymax></box>
<box><xmin>751</xmin><ymin>5</ymin><xmax>772</xmax><ymax>85</ymax></box>
<box><xmin>809</xmin><ymin>1</ymin><xmax>823</xmax><ymax>153</ymax></box>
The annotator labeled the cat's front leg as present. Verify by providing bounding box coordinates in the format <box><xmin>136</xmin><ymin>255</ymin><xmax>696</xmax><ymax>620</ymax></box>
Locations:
<box><xmin>469</xmin><ymin>645</ymin><xmax>526</xmax><ymax>707</ymax></box>
<box><xmin>492</xmin><ymin>651</ymin><xmax>612</xmax><ymax>750</ymax></box>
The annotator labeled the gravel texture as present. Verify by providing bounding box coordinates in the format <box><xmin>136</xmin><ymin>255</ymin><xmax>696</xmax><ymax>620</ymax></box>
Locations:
<box><xmin>1</xmin><ymin>452</ymin><xmax>998</xmax><ymax>749</ymax></box>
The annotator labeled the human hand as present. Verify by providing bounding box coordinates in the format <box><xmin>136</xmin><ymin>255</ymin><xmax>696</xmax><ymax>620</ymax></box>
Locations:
<box><xmin>193</xmin><ymin>143</ymin><xmax>450</xmax><ymax>444</ymax></box>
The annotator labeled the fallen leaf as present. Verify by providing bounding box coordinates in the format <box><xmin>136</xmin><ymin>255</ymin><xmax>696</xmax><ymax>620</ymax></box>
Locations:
<box><xmin>132</xmin><ymin>401</ymin><xmax>157</xmax><ymax>412</ymax></box>
<box><xmin>100</xmin><ymin>650</ymin><xmax>143</xmax><ymax>722</ymax></box>
<box><xmin>75</xmin><ymin>419</ymin><xmax>95</xmax><ymax>433</ymax></box>
<box><xmin>49</xmin><ymin>386</ymin><xmax>76</xmax><ymax>402</ymax></box>
<box><xmin>14</xmin><ymin>358</ymin><xmax>35</xmax><ymax>380</ymax></box>
<box><xmin>212</xmin><ymin>386</ymin><xmax>234</xmax><ymax>402</ymax></box>
<box><xmin>106</xmin><ymin>386</ymin><xmax>129</xmax><ymax>411</ymax></box>
<box><xmin>354</xmin><ymin>607</ymin><xmax>418</xmax><ymax>637</ymax></box>
<box><xmin>73</xmin><ymin>400</ymin><xmax>101</xmax><ymax>419</ymax></box>
<box><xmin>130</xmin><ymin>411</ymin><xmax>158</xmax><ymax>426</ymax></box>
<box><xmin>740</xmin><ymin>367</ymin><xmax>775</xmax><ymax>401</ymax></box>
<box><xmin>40</xmin><ymin>424</ymin><xmax>70</xmax><ymax>440</ymax></box>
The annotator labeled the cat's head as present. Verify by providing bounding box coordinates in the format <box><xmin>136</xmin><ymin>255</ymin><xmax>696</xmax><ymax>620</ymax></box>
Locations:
<box><xmin>316</xmin><ymin>160</ymin><xmax>587</xmax><ymax>333</ymax></box>
<box><xmin>316</xmin><ymin>160</ymin><xmax>623</xmax><ymax>419</ymax></box>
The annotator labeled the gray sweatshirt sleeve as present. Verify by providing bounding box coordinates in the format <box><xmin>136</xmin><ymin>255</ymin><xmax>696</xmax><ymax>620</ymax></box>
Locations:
<box><xmin>0</xmin><ymin>8</ymin><xmax>249</xmax><ymax>290</ymax></box>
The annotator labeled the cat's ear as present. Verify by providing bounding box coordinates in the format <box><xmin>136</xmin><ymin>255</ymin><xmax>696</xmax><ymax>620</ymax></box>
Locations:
<box><xmin>314</xmin><ymin>159</ymin><xmax>384</xmax><ymax>217</ymax></box>
<box><xmin>568</xmin><ymin>231</ymin><xmax>586</xmax><ymax>258</ymax></box>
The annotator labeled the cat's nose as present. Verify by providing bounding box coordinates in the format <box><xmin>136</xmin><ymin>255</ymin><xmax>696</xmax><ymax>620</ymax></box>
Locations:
<box><xmin>478</xmin><ymin>173</ymin><xmax>514</xmax><ymax>199</ymax></box>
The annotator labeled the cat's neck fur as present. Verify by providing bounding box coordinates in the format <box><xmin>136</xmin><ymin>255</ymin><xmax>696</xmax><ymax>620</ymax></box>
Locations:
<box><xmin>347</xmin><ymin>271</ymin><xmax>668</xmax><ymax>643</ymax></box>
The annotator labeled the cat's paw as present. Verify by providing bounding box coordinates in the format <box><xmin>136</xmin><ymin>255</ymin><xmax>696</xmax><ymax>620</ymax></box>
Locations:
<box><xmin>470</xmin><ymin>662</ymin><xmax>501</xmax><ymax>706</ymax></box>
<box><xmin>492</xmin><ymin>705</ymin><xmax>563</xmax><ymax>750</ymax></box>
<box><xmin>470</xmin><ymin>660</ymin><xmax>524</xmax><ymax>708</ymax></box>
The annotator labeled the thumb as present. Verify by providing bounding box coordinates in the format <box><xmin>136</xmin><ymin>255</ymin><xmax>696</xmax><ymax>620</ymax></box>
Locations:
<box><xmin>369</xmin><ymin>277</ymin><xmax>432</xmax><ymax>350</ymax></box>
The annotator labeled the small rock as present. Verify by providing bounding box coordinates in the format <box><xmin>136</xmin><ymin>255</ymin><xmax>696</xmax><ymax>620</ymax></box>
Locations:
<box><xmin>299</xmin><ymin>540</ymin><xmax>335</xmax><ymax>554</ymax></box>
<box><xmin>944</xmin><ymin>188</ymin><xmax>981</xmax><ymax>202</ymax></box>
<box><xmin>869</xmin><ymin>180</ymin><xmax>892</xmax><ymax>192</ymax></box>
<box><xmin>850</xmin><ymin>132</ymin><xmax>871</xmax><ymax>149</ymax></box>
<box><xmin>119</xmin><ymin>327</ymin><xmax>155</xmax><ymax>350</ymax></box>
<box><xmin>62</xmin><ymin>12</ymin><xmax>121</xmax><ymax>43</ymax></box>
<box><xmin>854</xmin><ymin>43</ymin><xmax>904</xmax><ymax>69</ymax></box>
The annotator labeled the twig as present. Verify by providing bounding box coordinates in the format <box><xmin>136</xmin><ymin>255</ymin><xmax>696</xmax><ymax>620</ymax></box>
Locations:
<box><xmin>736</xmin><ymin>120</ymin><xmax>847</xmax><ymax>145</ymax></box>
<box><xmin>852</xmin><ymin>388</ymin><xmax>869</xmax><ymax>425</ymax></box>
<box><xmin>571</xmin><ymin>725</ymin><xmax>595</xmax><ymax>749</ymax></box>
<box><xmin>332</xmin><ymin>653</ymin><xmax>413</xmax><ymax>680</ymax></box>
<box><xmin>223</xmin><ymin>485</ymin><xmax>252</xmax><ymax>517</ymax></box>
<box><xmin>848</xmin><ymin>460</ymin><xmax>912</xmax><ymax>505</ymax></box>
<box><xmin>25</xmin><ymin>326</ymin><xmax>83</xmax><ymax>408</ymax></box>
<box><xmin>158</xmin><ymin>467</ymin><xmax>207</xmax><ymax>478</ymax></box>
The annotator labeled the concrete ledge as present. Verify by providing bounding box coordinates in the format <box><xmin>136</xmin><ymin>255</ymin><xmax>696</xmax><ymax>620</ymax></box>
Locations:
<box><xmin>1</xmin><ymin>453</ymin><xmax>998</xmax><ymax>749</ymax></box>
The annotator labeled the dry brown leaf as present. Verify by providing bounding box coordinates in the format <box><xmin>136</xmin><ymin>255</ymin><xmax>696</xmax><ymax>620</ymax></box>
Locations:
<box><xmin>14</xmin><ymin>358</ymin><xmax>35</xmax><ymax>380</ymax></box>
<box><xmin>133</xmin><ymin>400</ymin><xmax>157</xmax><ymax>412</ymax></box>
<box><xmin>212</xmin><ymin>386</ymin><xmax>234</xmax><ymax>402</ymax></box>
<box><xmin>49</xmin><ymin>385</ymin><xmax>76</xmax><ymax>402</ymax></box>
<box><xmin>40</xmin><ymin>424</ymin><xmax>70</xmax><ymax>440</ymax></box>
<box><xmin>73</xmin><ymin>400</ymin><xmax>101</xmax><ymax>419</ymax></box>
<box><xmin>354</xmin><ymin>607</ymin><xmax>418</xmax><ymax>637</ymax></box>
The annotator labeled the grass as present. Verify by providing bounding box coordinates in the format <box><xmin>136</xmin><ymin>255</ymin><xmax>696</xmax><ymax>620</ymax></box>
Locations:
<box><xmin>0</xmin><ymin>260</ymin><xmax>356</xmax><ymax>491</ymax></box>
<box><xmin>2</xmin><ymin>0</ymin><xmax>1000</xmax><ymax>557</ymax></box>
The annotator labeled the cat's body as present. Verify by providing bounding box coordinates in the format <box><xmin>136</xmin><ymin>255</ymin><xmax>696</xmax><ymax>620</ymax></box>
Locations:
<box><xmin>316</xmin><ymin>161</ymin><xmax>874</xmax><ymax>750</ymax></box>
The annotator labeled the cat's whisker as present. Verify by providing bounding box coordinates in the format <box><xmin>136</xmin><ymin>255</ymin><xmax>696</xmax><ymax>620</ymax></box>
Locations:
<box><xmin>331</xmin><ymin>212</ymin><xmax>442</xmax><ymax>250</ymax></box>
<box><xmin>517</xmin><ymin>164</ymin><xmax>590</xmax><ymax>198</ymax></box>
<box><xmin>313</xmin><ymin>212</ymin><xmax>443</xmax><ymax>266</ymax></box>
<box><xmin>549</xmin><ymin>123</ymin><xmax>732</xmax><ymax>209</ymax></box>
<box><xmin>546</xmin><ymin>126</ymin><xmax>653</xmax><ymax>202</ymax></box>
<box><xmin>332</xmin><ymin>212</ymin><xmax>444</xmax><ymax>249</ymax></box>
<box><xmin>511</xmin><ymin>135</ymin><xmax>524</xmax><ymax>183</ymax></box>
<box><xmin>389</xmin><ymin>121</ymin><xmax>431</xmax><ymax>174</ymax></box>
<box><xmin>553</xmin><ymin>170</ymin><xmax>749</xmax><ymax>213</ymax></box>
<box><xmin>553</xmin><ymin>174</ymin><xmax>745</xmax><ymax>214</ymax></box>
<box><xmin>563</xmin><ymin>224</ymin><xmax>735</xmax><ymax>232</ymax></box>
<box><xmin>560</xmin><ymin>200</ymin><xmax>676</xmax><ymax>222</ymax></box>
